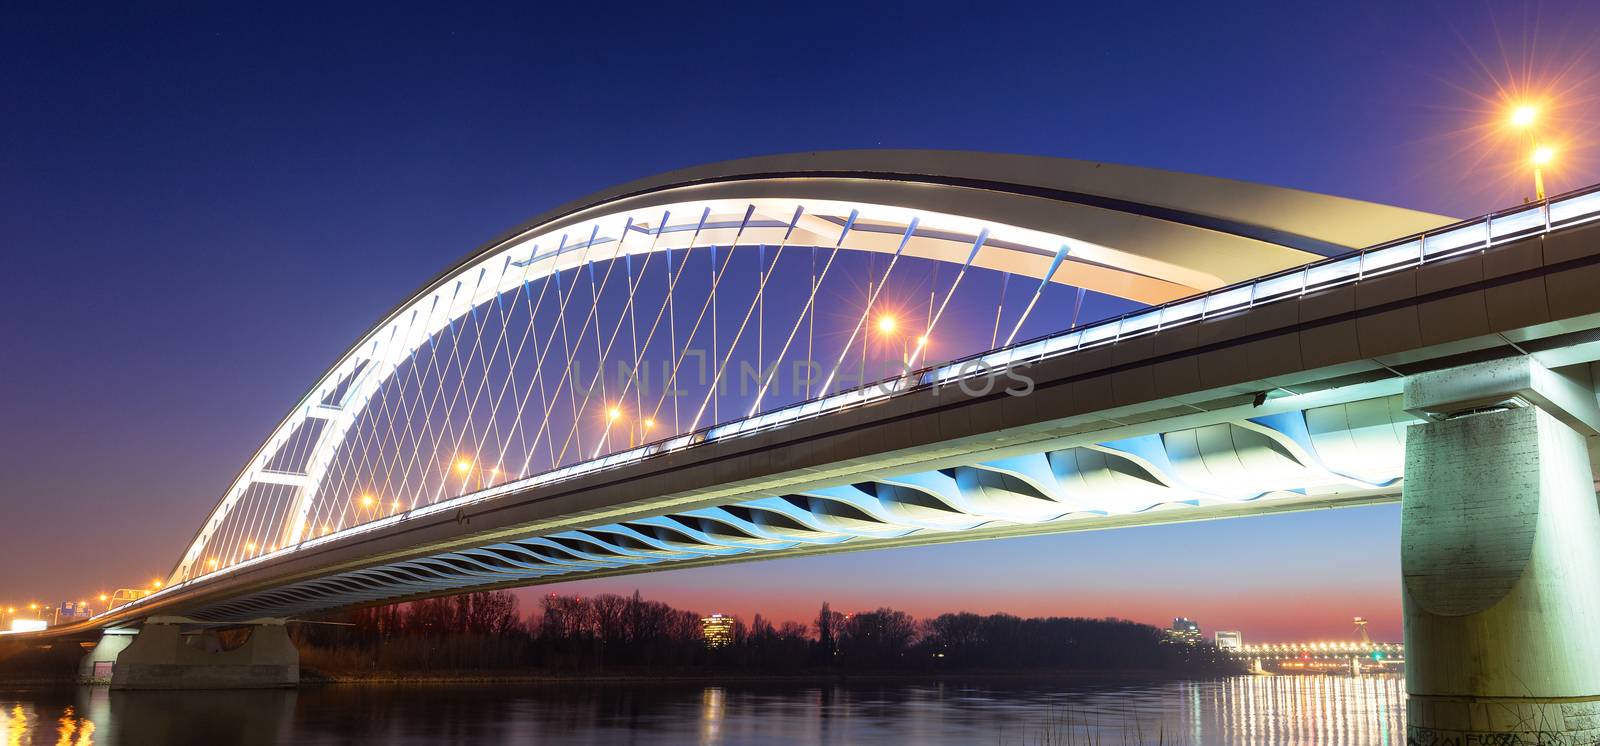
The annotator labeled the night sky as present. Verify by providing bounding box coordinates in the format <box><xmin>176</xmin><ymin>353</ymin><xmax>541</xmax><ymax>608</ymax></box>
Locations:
<box><xmin>4</xmin><ymin>1</ymin><xmax>1599</xmax><ymax>643</ymax></box>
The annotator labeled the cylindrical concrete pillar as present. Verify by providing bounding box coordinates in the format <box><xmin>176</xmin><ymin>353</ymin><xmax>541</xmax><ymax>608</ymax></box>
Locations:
<box><xmin>1402</xmin><ymin>403</ymin><xmax>1600</xmax><ymax>742</ymax></box>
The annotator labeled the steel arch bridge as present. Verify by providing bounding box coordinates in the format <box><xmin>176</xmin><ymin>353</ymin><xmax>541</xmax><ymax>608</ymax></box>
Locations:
<box><xmin>128</xmin><ymin>151</ymin><xmax>1459</xmax><ymax>620</ymax></box>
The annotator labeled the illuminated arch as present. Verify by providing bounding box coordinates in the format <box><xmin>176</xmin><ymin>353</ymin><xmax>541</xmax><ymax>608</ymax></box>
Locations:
<box><xmin>171</xmin><ymin>151</ymin><xmax>1450</xmax><ymax>583</ymax></box>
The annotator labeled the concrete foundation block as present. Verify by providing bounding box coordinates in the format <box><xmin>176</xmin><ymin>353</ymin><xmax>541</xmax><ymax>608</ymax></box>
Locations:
<box><xmin>1407</xmin><ymin>695</ymin><xmax>1600</xmax><ymax>745</ymax></box>
<box><xmin>109</xmin><ymin>621</ymin><xmax>298</xmax><ymax>690</ymax></box>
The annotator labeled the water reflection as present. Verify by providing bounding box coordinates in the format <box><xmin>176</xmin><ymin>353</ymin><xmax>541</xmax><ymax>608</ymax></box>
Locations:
<box><xmin>700</xmin><ymin>686</ymin><xmax>724</xmax><ymax>745</ymax></box>
<box><xmin>0</xmin><ymin>674</ymin><xmax>1407</xmax><ymax>745</ymax></box>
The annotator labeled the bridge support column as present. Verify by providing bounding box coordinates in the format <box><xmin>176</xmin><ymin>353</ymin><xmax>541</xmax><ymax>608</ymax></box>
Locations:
<box><xmin>1402</xmin><ymin>358</ymin><xmax>1600</xmax><ymax>744</ymax></box>
<box><xmin>78</xmin><ymin>630</ymin><xmax>136</xmax><ymax>683</ymax></box>
<box><xmin>108</xmin><ymin>617</ymin><xmax>298</xmax><ymax>690</ymax></box>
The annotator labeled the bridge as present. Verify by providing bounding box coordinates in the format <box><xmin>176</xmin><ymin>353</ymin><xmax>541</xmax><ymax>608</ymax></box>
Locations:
<box><xmin>14</xmin><ymin>151</ymin><xmax>1600</xmax><ymax>743</ymax></box>
<box><xmin>1233</xmin><ymin>641</ymin><xmax>1406</xmax><ymax>675</ymax></box>
<box><xmin>1225</xmin><ymin>619</ymin><xmax>1406</xmax><ymax>675</ymax></box>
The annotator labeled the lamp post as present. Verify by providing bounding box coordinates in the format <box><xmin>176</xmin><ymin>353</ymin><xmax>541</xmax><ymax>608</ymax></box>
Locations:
<box><xmin>876</xmin><ymin>315</ymin><xmax>908</xmax><ymax>366</ymax></box>
<box><xmin>605</xmin><ymin>406</ymin><xmax>623</xmax><ymax>449</ymax></box>
<box><xmin>1532</xmin><ymin>146</ymin><xmax>1554</xmax><ymax>201</ymax></box>
<box><xmin>604</xmin><ymin>405</ymin><xmax>653</xmax><ymax>448</ymax></box>
<box><xmin>876</xmin><ymin>314</ymin><xmax>932</xmax><ymax>375</ymax></box>
<box><xmin>1510</xmin><ymin>104</ymin><xmax>1552</xmax><ymax>201</ymax></box>
<box><xmin>454</xmin><ymin>455</ymin><xmax>492</xmax><ymax>491</ymax></box>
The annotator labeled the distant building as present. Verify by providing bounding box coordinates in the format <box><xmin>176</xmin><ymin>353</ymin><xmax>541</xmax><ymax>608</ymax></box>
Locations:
<box><xmin>701</xmin><ymin>613</ymin><xmax>734</xmax><ymax>648</ymax></box>
<box><xmin>1166</xmin><ymin>617</ymin><xmax>1202</xmax><ymax>645</ymax></box>
<box><xmin>1215</xmin><ymin>630</ymin><xmax>1243</xmax><ymax>651</ymax></box>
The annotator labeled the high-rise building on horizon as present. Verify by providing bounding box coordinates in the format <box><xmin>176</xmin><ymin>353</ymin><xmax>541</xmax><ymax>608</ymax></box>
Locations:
<box><xmin>1215</xmin><ymin>630</ymin><xmax>1243</xmax><ymax>651</ymax></box>
<box><xmin>1166</xmin><ymin>617</ymin><xmax>1202</xmax><ymax>646</ymax></box>
<box><xmin>701</xmin><ymin>613</ymin><xmax>734</xmax><ymax>648</ymax></box>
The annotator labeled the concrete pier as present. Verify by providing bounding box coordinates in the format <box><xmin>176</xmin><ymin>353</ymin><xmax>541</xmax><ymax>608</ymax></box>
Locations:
<box><xmin>78</xmin><ymin>630</ymin><xmax>136</xmax><ymax>683</ymax></box>
<box><xmin>101</xmin><ymin>618</ymin><xmax>298</xmax><ymax>690</ymax></box>
<box><xmin>1401</xmin><ymin>358</ymin><xmax>1600</xmax><ymax>744</ymax></box>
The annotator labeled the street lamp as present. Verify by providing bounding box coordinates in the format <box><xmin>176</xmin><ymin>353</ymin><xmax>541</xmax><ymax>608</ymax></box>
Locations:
<box><xmin>454</xmin><ymin>455</ymin><xmax>487</xmax><ymax>490</ymax></box>
<box><xmin>605</xmin><ymin>405</ymin><xmax>652</xmax><ymax>448</ymax></box>
<box><xmin>1532</xmin><ymin>146</ymin><xmax>1555</xmax><ymax>201</ymax></box>
<box><xmin>629</xmin><ymin>414</ymin><xmax>654</xmax><ymax>447</ymax></box>
<box><xmin>1509</xmin><ymin>103</ymin><xmax>1551</xmax><ymax>200</ymax></box>
<box><xmin>876</xmin><ymin>315</ymin><xmax>915</xmax><ymax>366</ymax></box>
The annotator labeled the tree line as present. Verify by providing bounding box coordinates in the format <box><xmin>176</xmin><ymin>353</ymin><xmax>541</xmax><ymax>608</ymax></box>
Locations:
<box><xmin>293</xmin><ymin>591</ymin><xmax>1237</xmax><ymax>676</ymax></box>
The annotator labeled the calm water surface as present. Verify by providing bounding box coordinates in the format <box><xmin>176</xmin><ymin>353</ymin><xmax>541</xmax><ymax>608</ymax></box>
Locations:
<box><xmin>2</xmin><ymin>674</ymin><xmax>1405</xmax><ymax>745</ymax></box>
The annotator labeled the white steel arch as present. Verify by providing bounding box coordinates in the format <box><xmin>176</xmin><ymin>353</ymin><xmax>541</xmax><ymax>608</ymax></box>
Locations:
<box><xmin>170</xmin><ymin>152</ymin><xmax>1453</xmax><ymax>584</ymax></box>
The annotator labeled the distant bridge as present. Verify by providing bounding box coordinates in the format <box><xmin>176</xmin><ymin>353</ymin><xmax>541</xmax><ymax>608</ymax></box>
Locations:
<box><xmin>1230</xmin><ymin>641</ymin><xmax>1405</xmax><ymax>675</ymax></box>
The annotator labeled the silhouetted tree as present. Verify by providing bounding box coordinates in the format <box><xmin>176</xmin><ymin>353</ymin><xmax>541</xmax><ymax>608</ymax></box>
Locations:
<box><xmin>814</xmin><ymin>601</ymin><xmax>839</xmax><ymax>663</ymax></box>
<box><xmin>291</xmin><ymin>590</ymin><xmax>1236</xmax><ymax>677</ymax></box>
<box><xmin>838</xmin><ymin>608</ymin><xmax>917</xmax><ymax>666</ymax></box>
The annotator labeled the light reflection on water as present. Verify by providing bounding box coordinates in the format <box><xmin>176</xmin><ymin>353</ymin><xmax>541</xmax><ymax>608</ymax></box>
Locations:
<box><xmin>0</xmin><ymin>674</ymin><xmax>1405</xmax><ymax>745</ymax></box>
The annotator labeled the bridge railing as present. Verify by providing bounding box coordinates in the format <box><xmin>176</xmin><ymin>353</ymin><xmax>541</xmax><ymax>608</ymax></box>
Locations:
<box><xmin>710</xmin><ymin>182</ymin><xmax>1600</xmax><ymax>434</ymax></box>
<box><xmin>107</xmin><ymin>183</ymin><xmax>1600</xmax><ymax>621</ymax></box>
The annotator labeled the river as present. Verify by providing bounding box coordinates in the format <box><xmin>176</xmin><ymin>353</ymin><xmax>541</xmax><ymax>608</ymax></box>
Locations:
<box><xmin>3</xmin><ymin>674</ymin><xmax>1406</xmax><ymax>745</ymax></box>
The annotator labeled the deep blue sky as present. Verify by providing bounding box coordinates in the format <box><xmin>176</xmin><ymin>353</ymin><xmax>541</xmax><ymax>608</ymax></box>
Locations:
<box><xmin>3</xmin><ymin>1</ymin><xmax>1598</xmax><ymax>641</ymax></box>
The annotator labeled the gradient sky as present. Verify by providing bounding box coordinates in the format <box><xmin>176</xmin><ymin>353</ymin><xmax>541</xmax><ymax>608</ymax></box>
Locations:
<box><xmin>4</xmin><ymin>1</ymin><xmax>1600</xmax><ymax>644</ymax></box>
